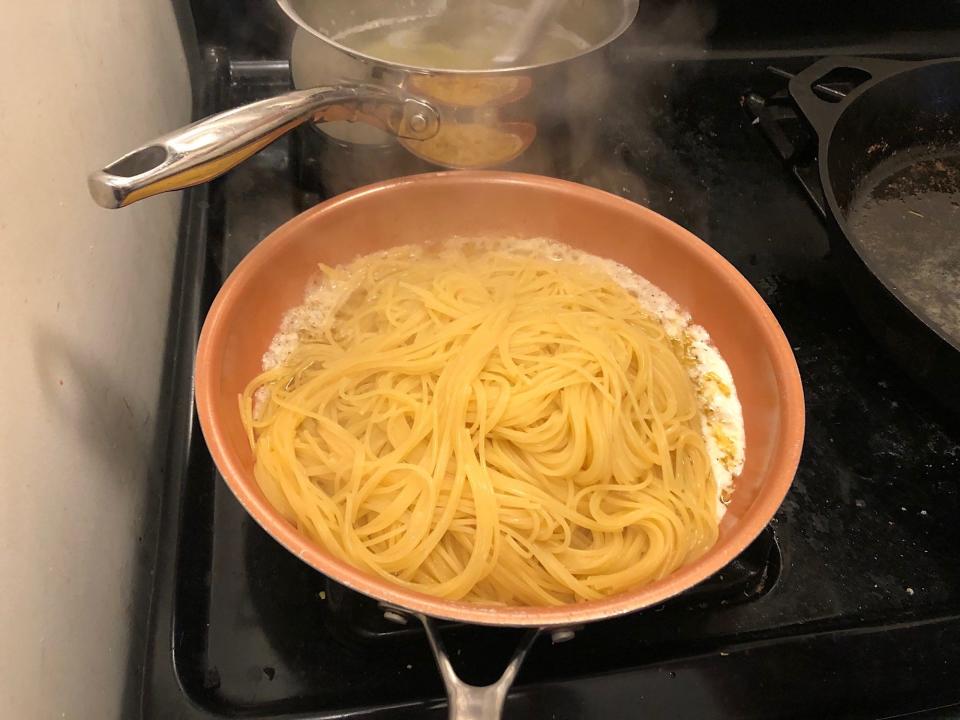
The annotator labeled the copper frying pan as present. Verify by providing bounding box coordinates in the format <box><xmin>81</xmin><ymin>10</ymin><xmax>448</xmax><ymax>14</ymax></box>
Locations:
<box><xmin>194</xmin><ymin>171</ymin><xmax>804</xmax><ymax>719</ymax></box>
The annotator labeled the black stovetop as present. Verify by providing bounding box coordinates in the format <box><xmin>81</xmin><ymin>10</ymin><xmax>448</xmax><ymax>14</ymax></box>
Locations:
<box><xmin>138</xmin><ymin>43</ymin><xmax>960</xmax><ymax>720</ymax></box>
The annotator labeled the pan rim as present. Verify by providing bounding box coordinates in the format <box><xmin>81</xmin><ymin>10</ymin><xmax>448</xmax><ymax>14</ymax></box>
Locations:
<box><xmin>195</xmin><ymin>170</ymin><xmax>805</xmax><ymax>628</ymax></box>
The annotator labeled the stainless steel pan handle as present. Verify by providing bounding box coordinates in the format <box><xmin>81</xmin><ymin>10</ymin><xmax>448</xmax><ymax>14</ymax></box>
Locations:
<box><xmin>380</xmin><ymin>605</ymin><xmax>582</xmax><ymax>720</ymax></box>
<box><xmin>423</xmin><ymin>617</ymin><xmax>540</xmax><ymax>720</ymax></box>
<box><xmin>88</xmin><ymin>85</ymin><xmax>439</xmax><ymax>209</ymax></box>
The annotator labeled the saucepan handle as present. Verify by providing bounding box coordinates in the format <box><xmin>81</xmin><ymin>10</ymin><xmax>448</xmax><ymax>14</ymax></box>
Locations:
<box><xmin>88</xmin><ymin>85</ymin><xmax>439</xmax><ymax>209</ymax></box>
<box><xmin>789</xmin><ymin>56</ymin><xmax>910</xmax><ymax>139</ymax></box>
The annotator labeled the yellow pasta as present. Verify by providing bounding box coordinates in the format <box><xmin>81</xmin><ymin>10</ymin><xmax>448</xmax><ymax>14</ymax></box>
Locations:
<box><xmin>240</xmin><ymin>241</ymin><xmax>719</xmax><ymax>605</ymax></box>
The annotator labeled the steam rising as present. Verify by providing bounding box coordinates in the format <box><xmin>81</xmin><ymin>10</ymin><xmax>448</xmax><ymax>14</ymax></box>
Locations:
<box><xmin>569</xmin><ymin>1</ymin><xmax>718</xmax><ymax>201</ymax></box>
<box><xmin>288</xmin><ymin>0</ymin><xmax>719</xmax><ymax>205</ymax></box>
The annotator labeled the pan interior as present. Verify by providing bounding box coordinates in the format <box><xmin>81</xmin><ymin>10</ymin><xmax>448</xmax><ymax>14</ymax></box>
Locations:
<box><xmin>847</xmin><ymin>148</ymin><xmax>960</xmax><ymax>348</ymax></box>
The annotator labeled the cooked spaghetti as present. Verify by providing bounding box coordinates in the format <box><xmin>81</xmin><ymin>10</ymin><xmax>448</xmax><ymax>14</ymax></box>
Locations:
<box><xmin>240</xmin><ymin>238</ymin><xmax>742</xmax><ymax>605</ymax></box>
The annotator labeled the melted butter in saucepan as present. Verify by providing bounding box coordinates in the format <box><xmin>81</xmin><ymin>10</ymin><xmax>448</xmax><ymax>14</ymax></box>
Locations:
<box><xmin>333</xmin><ymin>2</ymin><xmax>590</xmax><ymax>70</ymax></box>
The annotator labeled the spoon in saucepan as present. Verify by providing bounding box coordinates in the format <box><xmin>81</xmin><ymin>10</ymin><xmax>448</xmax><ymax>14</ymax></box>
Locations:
<box><xmin>492</xmin><ymin>0</ymin><xmax>565</xmax><ymax>66</ymax></box>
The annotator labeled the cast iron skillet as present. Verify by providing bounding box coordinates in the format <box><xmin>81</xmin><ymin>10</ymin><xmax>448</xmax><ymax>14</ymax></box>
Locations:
<box><xmin>789</xmin><ymin>56</ymin><xmax>960</xmax><ymax>410</ymax></box>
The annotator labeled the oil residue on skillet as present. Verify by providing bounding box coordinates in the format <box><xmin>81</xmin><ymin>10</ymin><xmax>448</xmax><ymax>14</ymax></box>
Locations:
<box><xmin>847</xmin><ymin>148</ymin><xmax>960</xmax><ymax>345</ymax></box>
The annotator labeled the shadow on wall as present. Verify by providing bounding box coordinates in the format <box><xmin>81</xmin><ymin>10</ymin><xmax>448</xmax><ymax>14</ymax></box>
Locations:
<box><xmin>32</xmin><ymin>325</ymin><xmax>153</xmax><ymax>482</ymax></box>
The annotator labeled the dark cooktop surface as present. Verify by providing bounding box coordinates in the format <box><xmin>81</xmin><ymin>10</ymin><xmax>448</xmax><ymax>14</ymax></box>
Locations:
<box><xmin>140</xmin><ymin>45</ymin><xmax>960</xmax><ymax>720</ymax></box>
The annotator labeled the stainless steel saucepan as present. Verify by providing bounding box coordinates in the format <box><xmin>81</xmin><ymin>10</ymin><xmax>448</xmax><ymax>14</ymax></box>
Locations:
<box><xmin>89</xmin><ymin>0</ymin><xmax>639</xmax><ymax>209</ymax></box>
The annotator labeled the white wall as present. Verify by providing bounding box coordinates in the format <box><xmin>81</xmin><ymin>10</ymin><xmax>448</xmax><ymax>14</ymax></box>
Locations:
<box><xmin>0</xmin><ymin>1</ymin><xmax>190</xmax><ymax>717</ymax></box>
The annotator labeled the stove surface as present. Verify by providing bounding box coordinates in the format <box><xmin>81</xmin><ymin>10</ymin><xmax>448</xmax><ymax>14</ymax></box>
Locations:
<box><xmin>140</xmin><ymin>45</ymin><xmax>960</xmax><ymax>720</ymax></box>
